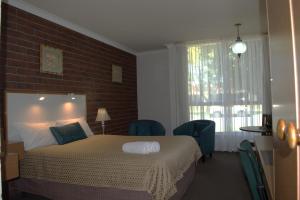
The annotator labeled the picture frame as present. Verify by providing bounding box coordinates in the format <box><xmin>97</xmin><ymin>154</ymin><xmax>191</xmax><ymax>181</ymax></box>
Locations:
<box><xmin>40</xmin><ymin>44</ymin><xmax>63</xmax><ymax>75</ymax></box>
<box><xmin>112</xmin><ymin>65</ymin><xmax>122</xmax><ymax>83</ymax></box>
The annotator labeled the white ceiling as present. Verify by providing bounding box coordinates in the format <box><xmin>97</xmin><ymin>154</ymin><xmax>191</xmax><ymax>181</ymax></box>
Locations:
<box><xmin>22</xmin><ymin>0</ymin><xmax>267</xmax><ymax>53</ymax></box>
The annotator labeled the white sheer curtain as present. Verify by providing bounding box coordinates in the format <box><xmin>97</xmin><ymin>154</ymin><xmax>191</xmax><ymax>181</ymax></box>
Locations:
<box><xmin>187</xmin><ymin>36</ymin><xmax>270</xmax><ymax>151</ymax></box>
<box><xmin>168</xmin><ymin>36</ymin><xmax>271</xmax><ymax>151</ymax></box>
<box><xmin>168</xmin><ymin>44</ymin><xmax>189</xmax><ymax>129</ymax></box>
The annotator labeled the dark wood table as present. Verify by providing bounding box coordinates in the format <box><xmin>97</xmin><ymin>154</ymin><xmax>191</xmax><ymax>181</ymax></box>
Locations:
<box><xmin>240</xmin><ymin>126</ymin><xmax>272</xmax><ymax>136</ymax></box>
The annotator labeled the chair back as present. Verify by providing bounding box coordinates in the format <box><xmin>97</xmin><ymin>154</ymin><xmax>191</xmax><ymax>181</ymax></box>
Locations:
<box><xmin>239</xmin><ymin>140</ymin><xmax>267</xmax><ymax>200</ymax></box>
<box><xmin>193</xmin><ymin>120</ymin><xmax>215</xmax><ymax>134</ymax></box>
<box><xmin>173</xmin><ymin>120</ymin><xmax>215</xmax><ymax>136</ymax></box>
<box><xmin>128</xmin><ymin>120</ymin><xmax>165</xmax><ymax>136</ymax></box>
<box><xmin>173</xmin><ymin>120</ymin><xmax>215</xmax><ymax>156</ymax></box>
<box><xmin>240</xmin><ymin>140</ymin><xmax>263</xmax><ymax>184</ymax></box>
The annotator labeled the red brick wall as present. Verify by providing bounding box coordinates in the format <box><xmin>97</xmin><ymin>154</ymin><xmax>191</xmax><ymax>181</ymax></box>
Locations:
<box><xmin>0</xmin><ymin>4</ymin><xmax>137</xmax><ymax>134</ymax></box>
<box><xmin>0</xmin><ymin>4</ymin><xmax>5</xmax><ymax>144</ymax></box>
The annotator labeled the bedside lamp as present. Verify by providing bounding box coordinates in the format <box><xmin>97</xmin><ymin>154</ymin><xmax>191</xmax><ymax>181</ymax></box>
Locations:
<box><xmin>96</xmin><ymin>108</ymin><xmax>111</xmax><ymax>134</ymax></box>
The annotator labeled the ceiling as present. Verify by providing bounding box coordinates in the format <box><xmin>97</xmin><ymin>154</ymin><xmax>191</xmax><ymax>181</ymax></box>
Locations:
<box><xmin>22</xmin><ymin>0</ymin><xmax>267</xmax><ymax>53</ymax></box>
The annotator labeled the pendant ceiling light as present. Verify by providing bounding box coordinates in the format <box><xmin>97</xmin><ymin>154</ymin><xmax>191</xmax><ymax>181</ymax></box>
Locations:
<box><xmin>231</xmin><ymin>23</ymin><xmax>247</xmax><ymax>57</ymax></box>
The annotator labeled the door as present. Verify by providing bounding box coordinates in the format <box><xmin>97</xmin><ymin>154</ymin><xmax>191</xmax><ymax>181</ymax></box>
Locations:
<box><xmin>0</xmin><ymin>1</ymin><xmax>3</xmax><ymax>199</ymax></box>
<box><xmin>266</xmin><ymin>0</ymin><xmax>299</xmax><ymax>199</ymax></box>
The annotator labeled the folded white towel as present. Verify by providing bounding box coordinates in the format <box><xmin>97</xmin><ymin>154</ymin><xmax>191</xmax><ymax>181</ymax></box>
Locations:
<box><xmin>122</xmin><ymin>141</ymin><xmax>160</xmax><ymax>154</ymax></box>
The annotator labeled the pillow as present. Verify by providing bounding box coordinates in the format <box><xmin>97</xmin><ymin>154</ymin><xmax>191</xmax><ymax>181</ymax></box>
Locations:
<box><xmin>55</xmin><ymin>118</ymin><xmax>93</xmax><ymax>137</ymax></box>
<box><xmin>15</xmin><ymin>122</ymin><xmax>58</xmax><ymax>151</ymax></box>
<box><xmin>50</xmin><ymin>122</ymin><xmax>87</xmax><ymax>145</ymax></box>
<box><xmin>8</xmin><ymin>125</ymin><xmax>23</xmax><ymax>143</ymax></box>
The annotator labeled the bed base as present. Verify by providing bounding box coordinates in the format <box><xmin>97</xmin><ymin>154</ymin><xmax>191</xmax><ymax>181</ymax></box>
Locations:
<box><xmin>10</xmin><ymin>162</ymin><xmax>196</xmax><ymax>200</ymax></box>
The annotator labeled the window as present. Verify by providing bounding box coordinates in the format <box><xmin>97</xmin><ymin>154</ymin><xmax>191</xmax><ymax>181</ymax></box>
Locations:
<box><xmin>187</xmin><ymin>39</ymin><xmax>264</xmax><ymax>133</ymax></box>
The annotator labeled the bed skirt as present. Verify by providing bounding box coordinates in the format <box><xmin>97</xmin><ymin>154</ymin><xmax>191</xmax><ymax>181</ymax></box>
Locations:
<box><xmin>10</xmin><ymin>162</ymin><xmax>196</xmax><ymax>200</ymax></box>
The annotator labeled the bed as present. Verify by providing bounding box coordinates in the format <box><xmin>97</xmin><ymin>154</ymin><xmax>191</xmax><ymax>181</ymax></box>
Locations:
<box><xmin>7</xmin><ymin>93</ymin><xmax>201</xmax><ymax>200</ymax></box>
<box><xmin>11</xmin><ymin>135</ymin><xmax>200</xmax><ymax>200</ymax></box>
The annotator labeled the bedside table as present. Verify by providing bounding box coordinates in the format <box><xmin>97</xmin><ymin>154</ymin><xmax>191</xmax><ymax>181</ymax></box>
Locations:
<box><xmin>94</xmin><ymin>132</ymin><xmax>113</xmax><ymax>135</ymax></box>
<box><xmin>5</xmin><ymin>153</ymin><xmax>19</xmax><ymax>181</ymax></box>
<box><xmin>7</xmin><ymin>142</ymin><xmax>24</xmax><ymax>160</ymax></box>
<box><xmin>5</xmin><ymin>142</ymin><xmax>24</xmax><ymax>181</ymax></box>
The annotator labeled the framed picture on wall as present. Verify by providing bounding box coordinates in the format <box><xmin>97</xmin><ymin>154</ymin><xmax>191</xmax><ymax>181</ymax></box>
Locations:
<box><xmin>112</xmin><ymin>65</ymin><xmax>122</xmax><ymax>83</ymax></box>
<box><xmin>40</xmin><ymin>45</ymin><xmax>63</xmax><ymax>75</ymax></box>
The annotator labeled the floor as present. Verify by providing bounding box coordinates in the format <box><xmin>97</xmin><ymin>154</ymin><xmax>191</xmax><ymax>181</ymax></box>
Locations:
<box><xmin>12</xmin><ymin>152</ymin><xmax>251</xmax><ymax>200</ymax></box>
<box><xmin>182</xmin><ymin>152</ymin><xmax>251</xmax><ymax>200</ymax></box>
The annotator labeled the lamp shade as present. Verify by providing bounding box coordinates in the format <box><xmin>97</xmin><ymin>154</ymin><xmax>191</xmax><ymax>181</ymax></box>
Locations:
<box><xmin>96</xmin><ymin>108</ymin><xmax>111</xmax><ymax>122</ymax></box>
<box><xmin>231</xmin><ymin>40</ymin><xmax>247</xmax><ymax>54</ymax></box>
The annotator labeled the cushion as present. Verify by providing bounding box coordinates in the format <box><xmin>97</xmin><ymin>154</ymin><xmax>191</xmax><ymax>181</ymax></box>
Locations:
<box><xmin>55</xmin><ymin>118</ymin><xmax>93</xmax><ymax>137</ymax></box>
<box><xmin>15</xmin><ymin>121</ymin><xmax>58</xmax><ymax>151</ymax></box>
<box><xmin>50</xmin><ymin>122</ymin><xmax>87</xmax><ymax>145</ymax></box>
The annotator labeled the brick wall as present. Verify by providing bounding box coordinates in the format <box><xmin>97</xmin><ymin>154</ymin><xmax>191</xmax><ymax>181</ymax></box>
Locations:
<box><xmin>0</xmin><ymin>3</ymin><xmax>137</xmax><ymax>134</ymax></box>
<box><xmin>0</xmin><ymin>3</ymin><xmax>5</xmax><ymax>144</ymax></box>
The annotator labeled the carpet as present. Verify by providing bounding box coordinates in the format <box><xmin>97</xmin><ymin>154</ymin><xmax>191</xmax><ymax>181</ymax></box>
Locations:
<box><xmin>182</xmin><ymin>152</ymin><xmax>251</xmax><ymax>200</ymax></box>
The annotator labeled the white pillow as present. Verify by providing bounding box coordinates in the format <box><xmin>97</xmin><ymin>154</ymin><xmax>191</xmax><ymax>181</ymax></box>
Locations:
<box><xmin>55</xmin><ymin>118</ymin><xmax>94</xmax><ymax>137</ymax></box>
<box><xmin>78</xmin><ymin>119</ymin><xmax>94</xmax><ymax>137</ymax></box>
<box><xmin>15</xmin><ymin>122</ymin><xmax>57</xmax><ymax>151</ymax></box>
<box><xmin>8</xmin><ymin>125</ymin><xmax>23</xmax><ymax>143</ymax></box>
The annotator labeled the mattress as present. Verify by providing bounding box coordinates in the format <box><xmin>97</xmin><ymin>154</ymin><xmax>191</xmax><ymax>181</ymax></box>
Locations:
<box><xmin>19</xmin><ymin>135</ymin><xmax>201</xmax><ymax>200</ymax></box>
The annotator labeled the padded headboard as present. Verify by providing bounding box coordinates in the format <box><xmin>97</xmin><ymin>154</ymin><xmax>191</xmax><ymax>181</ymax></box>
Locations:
<box><xmin>6</xmin><ymin>92</ymin><xmax>86</xmax><ymax>142</ymax></box>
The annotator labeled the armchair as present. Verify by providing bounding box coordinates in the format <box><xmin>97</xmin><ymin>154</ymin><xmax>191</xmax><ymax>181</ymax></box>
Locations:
<box><xmin>128</xmin><ymin>120</ymin><xmax>166</xmax><ymax>136</ymax></box>
<box><xmin>239</xmin><ymin>140</ymin><xmax>267</xmax><ymax>200</ymax></box>
<box><xmin>173</xmin><ymin>120</ymin><xmax>215</xmax><ymax>158</ymax></box>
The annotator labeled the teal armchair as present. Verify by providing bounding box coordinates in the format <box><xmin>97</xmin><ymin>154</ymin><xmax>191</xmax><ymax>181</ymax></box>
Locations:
<box><xmin>173</xmin><ymin>120</ymin><xmax>215</xmax><ymax>158</ymax></box>
<box><xmin>239</xmin><ymin>140</ymin><xmax>267</xmax><ymax>200</ymax></box>
<box><xmin>128</xmin><ymin>120</ymin><xmax>166</xmax><ymax>136</ymax></box>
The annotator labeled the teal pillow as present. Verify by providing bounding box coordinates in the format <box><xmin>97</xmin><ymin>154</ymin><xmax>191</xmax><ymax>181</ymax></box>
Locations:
<box><xmin>50</xmin><ymin>122</ymin><xmax>87</xmax><ymax>144</ymax></box>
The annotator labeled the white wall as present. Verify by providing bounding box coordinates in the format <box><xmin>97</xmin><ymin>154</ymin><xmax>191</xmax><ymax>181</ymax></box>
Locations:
<box><xmin>137</xmin><ymin>49</ymin><xmax>172</xmax><ymax>135</ymax></box>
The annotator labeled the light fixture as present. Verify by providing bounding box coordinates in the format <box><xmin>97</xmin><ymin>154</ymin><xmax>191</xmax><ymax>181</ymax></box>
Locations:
<box><xmin>95</xmin><ymin>108</ymin><xmax>111</xmax><ymax>134</ymax></box>
<box><xmin>231</xmin><ymin>23</ymin><xmax>247</xmax><ymax>57</ymax></box>
<box><xmin>68</xmin><ymin>93</ymin><xmax>76</xmax><ymax>100</ymax></box>
<box><xmin>39</xmin><ymin>96</ymin><xmax>45</xmax><ymax>101</ymax></box>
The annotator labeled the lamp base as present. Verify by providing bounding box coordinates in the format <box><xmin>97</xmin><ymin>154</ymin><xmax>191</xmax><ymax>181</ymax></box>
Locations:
<box><xmin>101</xmin><ymin>121</ymin><xmax>105</xmax><ymax>135</ymax></box>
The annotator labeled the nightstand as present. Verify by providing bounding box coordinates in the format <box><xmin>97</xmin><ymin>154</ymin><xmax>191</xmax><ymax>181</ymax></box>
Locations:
<box><xmin>5</xmin><ymin>153</ymin><xmax>19</xmax><ymax>181</ymax></box>
<box><xmin>5</xmin><ymin>142</ymin><xmax>24</xmax><ymax>181</ymax></box>
<box><xmin>7</xmin><ymin>142</ymin><xmax>24</xmax><ymax>160</ymax></box>
<box><xmin>94</xmin><ymin>132</ymin><xmax>113</xmax><ymax>135</ymax></box>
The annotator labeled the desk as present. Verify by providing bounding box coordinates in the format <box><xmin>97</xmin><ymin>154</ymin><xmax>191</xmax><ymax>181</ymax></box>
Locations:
<box><xmin>254</xmin><ymin>136</ymin><xmax>274</xmax><ymax>200</ymax></box>
<box><xmin>240</xmin><ymin>126</ymin><xmax>272</xmax><ymax>136</ymax></box>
